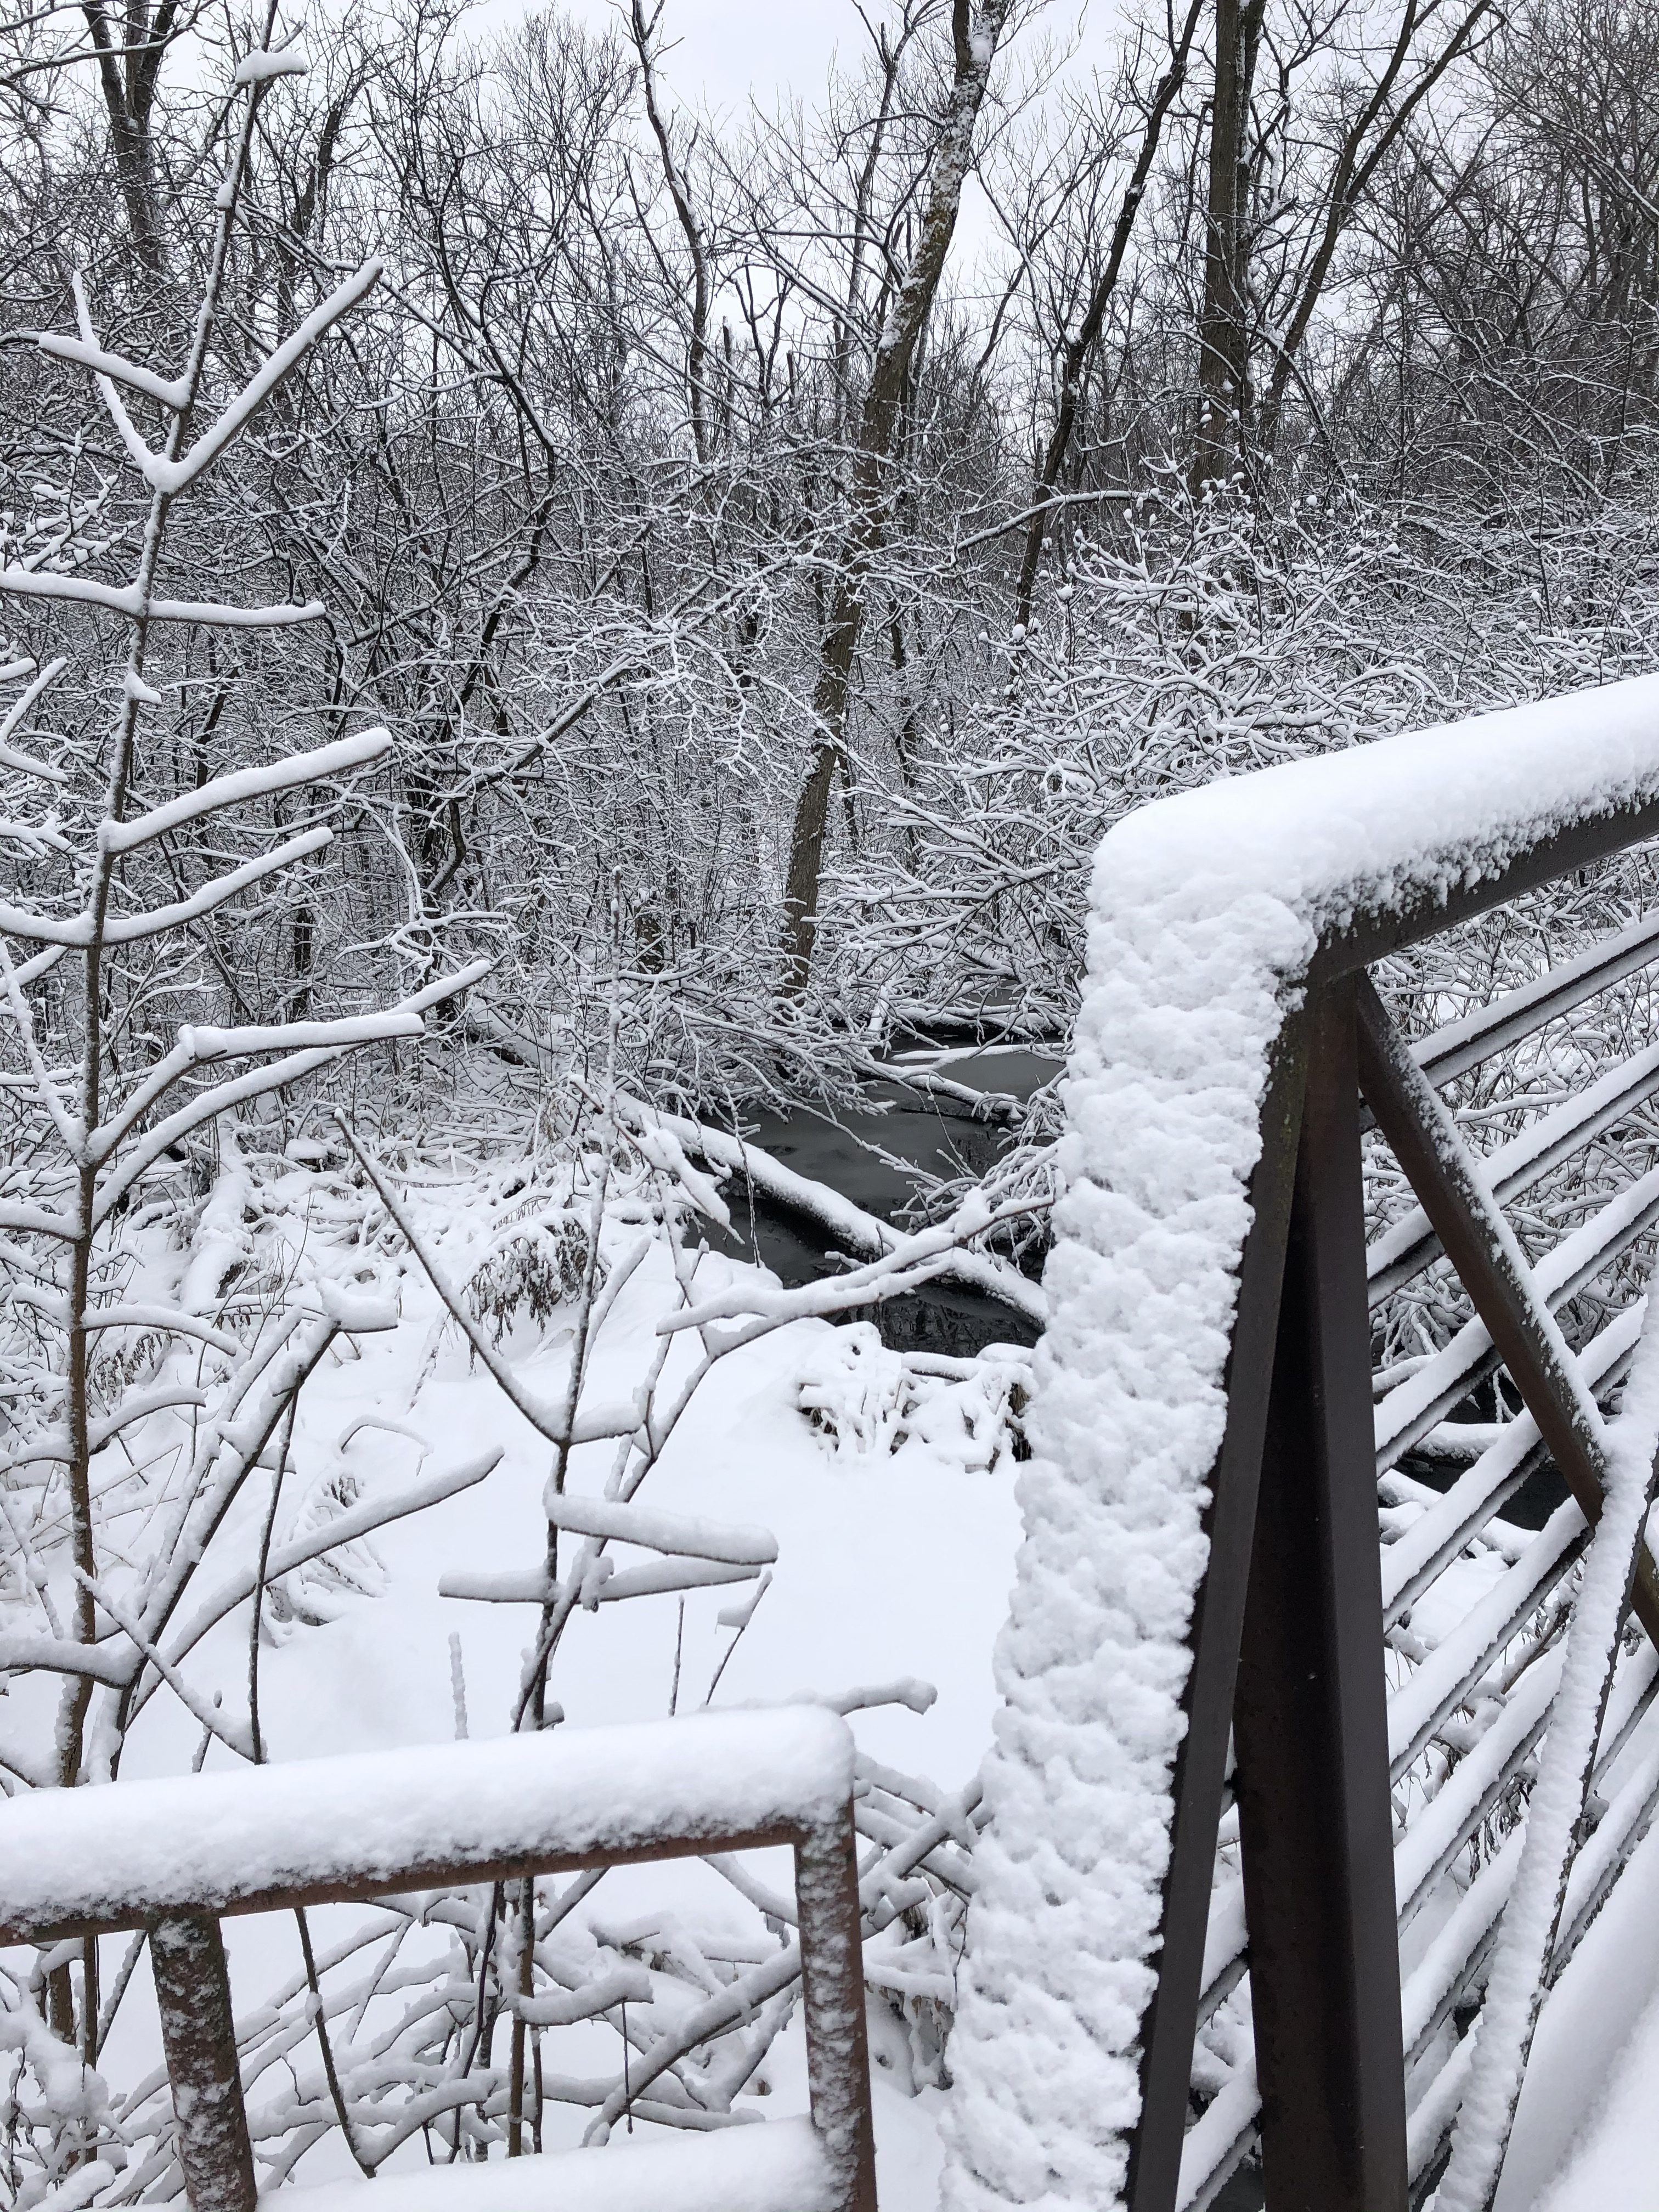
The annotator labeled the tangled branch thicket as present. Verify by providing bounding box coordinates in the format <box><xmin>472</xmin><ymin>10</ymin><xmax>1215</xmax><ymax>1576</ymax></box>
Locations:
<box><xmin>4</xmin><ymin>0</ymin><xmax>1659</xmax><ymax>2190</ymax></box>
<box><xmin>8</xmin><ymin>0</ymin><xmax>1659</xmax><ymax>1093</ymax></box>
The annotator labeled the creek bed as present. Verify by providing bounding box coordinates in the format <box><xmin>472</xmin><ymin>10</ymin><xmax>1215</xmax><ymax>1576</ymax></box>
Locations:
<box><xmin>707</xmin><ymin>1045</ymin><xmax>1061</xmax><ymax>1359</ymax></box>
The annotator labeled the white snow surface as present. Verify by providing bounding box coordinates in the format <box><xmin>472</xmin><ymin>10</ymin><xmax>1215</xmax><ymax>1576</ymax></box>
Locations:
<box><xmin>1532</xmin><ymin>1995</ymin><xmax>1659</xmax><ymax>2212</ymax></box>
<box><xmin>941</xmin><ymin>673</ymin><xmax>1659</xmax><ymax>2210</ymax></box>
<box><xmin>233</xmin><ymin>44</ymin><xmax>309</xmax><ymax>84</ymax></box>
<box><xmin>0</xmin><ymin>1709</ymin><xmax>853</xmax><ymax>1938</ymax></box>
<box><xmin>1433</xmin><ymin>1307</ymin><xmax>1659</xmax><ymax>2212</ymax></box>
<box><xmin>1497</xmin><ymin>1817</ymin><xmax>1659</xmax><ymax>2210</ymax></box>
<box><xmin>283</xmin><ymin>2115</ymin><xmax>832</xmax><ymax>2212</ymax></box>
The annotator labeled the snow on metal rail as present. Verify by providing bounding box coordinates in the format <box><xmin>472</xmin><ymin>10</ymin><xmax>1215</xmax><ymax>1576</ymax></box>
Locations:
<box><xmin>0</xmin><ymin>1712</ymin><xmax>875</xmax><ymax>2212</ymax></box>
<box><xmin>0</xmin><ymin>1711</ymin><xmax>848</xmax><ymax>1939</ymax></box>
<box><xmin>941</xmin><ymin>673</ymin><xmax>1659</xmax><ymax>2212</ymax></box>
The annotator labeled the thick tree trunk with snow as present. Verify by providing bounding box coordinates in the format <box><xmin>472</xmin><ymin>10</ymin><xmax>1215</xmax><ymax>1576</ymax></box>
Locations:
<box><xmin>779</xmin><ymin>0</ymin><xmax>1013</xmax><ymax>995</ymax></box>
<box><xmin>1191</xmin><ymin>0</ymin><xmax>1265</xmax><ymax>492</ymax></box>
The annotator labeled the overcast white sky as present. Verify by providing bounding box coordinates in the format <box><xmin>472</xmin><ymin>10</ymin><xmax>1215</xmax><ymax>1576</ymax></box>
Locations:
<box><xmin>458</xmin><ymin>0</ymin><xmax>869</xmax><ymax>116</ymax></box>
<box><xmin>453</xmin><ymin>0</ymin><xmax>1111</xmax><ymax>299</ymax></box>
<box><xmin>464</xmin><ymin>1</ymin><xmax>1107</xmax><ymax>125</ymax></box>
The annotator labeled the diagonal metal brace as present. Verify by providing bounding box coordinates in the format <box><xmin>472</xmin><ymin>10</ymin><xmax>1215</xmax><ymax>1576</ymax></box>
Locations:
<box><xmin>1353</xmin><ymin>972</ymin><xmax>1659</xmax><ymax>1647</ymax></box>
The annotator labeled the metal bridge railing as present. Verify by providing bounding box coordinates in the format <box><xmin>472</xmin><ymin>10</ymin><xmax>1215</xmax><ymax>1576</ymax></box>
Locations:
<box><xmin>0</xmin><ymin>1709</ymin><xmax>876</xmax><ymax>2212</ymax></box>
<box><xmin>1130</xmin><ymin>800</ymin><xmax>1659</xmax><ymax>2212</ymax></box>
<box><xmin>939</xmin><ymin>684</ymin><xmax>1659</xmax><ymax>2212</ymax></box>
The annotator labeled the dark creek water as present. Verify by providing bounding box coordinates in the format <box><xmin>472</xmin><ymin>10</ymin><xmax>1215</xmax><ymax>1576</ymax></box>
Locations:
<box><xmin>709</xmin><ymin>1046</ymin><xmax>1577</xmax><ymax>1528</ymax></box>
<box><xmin>707</xmin><ymin>1045</ymin><xmax>1063</xmax><ymax>1359</ymax></box>
<box><xmin>1398</xmin><ymin>1376</ymin><xmax>1569</xmax><ymax>1532</ymax></box>
<box><xmin>1212</xmin><ymin>2162</ymin><xmax>1266</xmax><ymax>2211</ymax></box>
<box><xmin>1400</xmin><ymin>1441</ymin><xmax>1568</xmax><ymax>1532</ymax></box>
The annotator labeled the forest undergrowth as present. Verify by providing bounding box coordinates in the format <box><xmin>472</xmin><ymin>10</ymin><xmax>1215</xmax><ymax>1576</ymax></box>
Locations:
<box><xmin>5</xmin><ymin>0</ymin><xmax>1659</xmax><ymax>2195</ymax></box>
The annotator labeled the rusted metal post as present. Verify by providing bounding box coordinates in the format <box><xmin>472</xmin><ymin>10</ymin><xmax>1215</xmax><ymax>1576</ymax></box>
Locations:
<box><xmin>1233</xmin><ymin>979</ymin><xmax>1408</xmax><ymax>2212</ymax></box>
<box><xmin>149</xmin><ymin>1914</ymin><xmax>258</xmax><ymax>2212</ymax></box>
<box><xmin>1127</xmin><ymin>1031</ymin><xmax>1307</xmax><ymax>2212</ymax></box>
<box><xmin>795</xmin><ymin>1807</ymin><xmax>878</xmax><ymax>2212</ymax></box>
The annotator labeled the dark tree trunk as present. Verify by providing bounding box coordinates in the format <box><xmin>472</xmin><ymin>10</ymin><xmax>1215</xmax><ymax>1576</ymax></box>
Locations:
<box><xmin>780</xmin><ymin>0</ymin><xmax>1013</xmax><ymax>995</ymax></box>
<box><xmin>1192</xmin><ymin>0</ymin><xmax>1265</xmax><ymax>492</ymax></box>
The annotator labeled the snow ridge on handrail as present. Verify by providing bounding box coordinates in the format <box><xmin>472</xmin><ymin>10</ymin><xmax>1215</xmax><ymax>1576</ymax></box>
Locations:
<box><xmin>941</xmin><ymin>672</ymin><xmax>1659</xmax><ymax>2211</ymax></box>
<box><xmin>0</xmin><ymin>1709</ymin><xmax>853</xmax><ymax>1943</ymax></box>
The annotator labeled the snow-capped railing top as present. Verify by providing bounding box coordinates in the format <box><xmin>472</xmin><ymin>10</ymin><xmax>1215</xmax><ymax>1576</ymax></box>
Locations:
<box><xmin>1</xmin><ymin>1708</ymin><xmax>875</xmax><ymax>2212</ymax></box>
<box><xmin>0</xmin><ymin>1709</ymin><xmax>854</xmax><ymax>1943</ymax></box>
<box><xmin>941</xmin><ymin>672</ymin><xmax>1659</xmax><ymax>2212</ymax></box>
<box><xmin>1090</xmin><ymin>669</ymin><xmax>1659</xmax><ymax>975</ymax></box>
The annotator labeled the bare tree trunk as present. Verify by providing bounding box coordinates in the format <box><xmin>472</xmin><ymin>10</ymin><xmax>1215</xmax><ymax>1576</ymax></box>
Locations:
<box><xmin>1192</xmin><ymin>0</ymin><xmax>1265</xmax><ymax>492</ymax></box>
<box><xmin>632</xmin><ymin>0</ymin><xmax>712</xmax><ymax>466</ymax></box>
<box><xmin>1013</xmin><ymin>0</ymin><xmax>1205</xmax><ymax>641</ymax></box>
<box><xmin>780</xmin><ymin>0</ymin><xmax>1013</xmax><ymax>995</ymax></box>
<box><xmin>831</xmin><ymin>18</ymin><xmax>916</xmax><ymax>449</ymax></box>
<box><xmin>82</xmin><ymin>0</ymin><xmax>176</xmax><ymax>272</ymax></box>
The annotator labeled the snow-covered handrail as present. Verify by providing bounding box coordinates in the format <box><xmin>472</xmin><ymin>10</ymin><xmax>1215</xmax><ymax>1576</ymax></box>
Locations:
<box><xmin>942</xmin><ymin>672</ymin><xmax>1659</xmax><ymax>2212</ymax></box>
<box><xmin>0</xmin><ymin>1710</ymin><xmax>851</xmax><ymax>1941</ymax></box>
<box><xmin>0</xmin><ymin>1711</ymin><xmax>876</xmax><ymax>2212</ymax></box>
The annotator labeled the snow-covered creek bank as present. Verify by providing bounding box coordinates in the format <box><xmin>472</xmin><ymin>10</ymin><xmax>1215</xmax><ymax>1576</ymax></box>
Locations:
<box><xmin>712</xmin><ymin>1043</ymin><xmax>1060</xmax><ymax>1359</ymax></box>
<box><xmin>60</xmin><ymin>1150</ymin><xmax>1030</xmax><ymax>2202</ymax></box>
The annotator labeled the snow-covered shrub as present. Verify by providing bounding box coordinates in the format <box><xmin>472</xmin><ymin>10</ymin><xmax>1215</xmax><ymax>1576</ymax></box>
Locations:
<box><xmin>262</xmin><ymin>1466</ymin><xmax>388</xmax><ymax>1633</ymax></box>
<box><xmin>833</xmin><ymin>487</ymin><xmax>1659</xmax><ymax>1040</ymax></box>
<box><xmin>0</xmin><ymin>28</ymin><xmax>478</xmax><ymax>2183</ymax></box>
<box><xmin>839</xmin><ymin>490</ymin><xmax>1659</xmax><ymax>1389</ymax></box>
<box><xmin>797</xmin><ymin>1323</ymin><xmax>907</xmax><ymax>1457</ymax></box>
<box><xmin>832</xmin><ymin>501</ymin><xmax>1443</xmax><ymax>1034</ymax></box>
<box><xmin>462</xmin><ymin>1210</ymin><xmax>596</xmax><ymax>1345</ymax></box>
<box><xmin>798</xmin><ymin>1325</ymin><xmax>1028</xmax><ymax>1474</ymax></box>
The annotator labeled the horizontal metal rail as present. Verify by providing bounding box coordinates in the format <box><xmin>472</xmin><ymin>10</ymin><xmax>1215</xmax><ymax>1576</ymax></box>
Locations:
<box><xmin>0</xmin><ymin>1715</ymin><xmax>877</xmax><ymax>2212</ymax></box>
<box><xmin>1149</xmin><ymin>870</ymin><xmax>1659</xmax><ymax>2212</ymax></box>
<box><xmin>0</xmin><ymin>1712</ymin><xmax>849</xmax><ymax>1944</ymax></box>
<box><xmin>1380</xmin><ymin>1302</ymin><xmax>1643</xmax><ymax>1627</ymax></box>
<box><xmin>1374</xmin><ymin>1160</ymin><xmax>1659</xmax><ymax>1471</ymax></box>
<box><xmin>1367</xmin><ymin>1036</ymin><xmax>1659</xmax><ymax>1305</ymax></box>
<box><xmin>1407</xmin><ymin>905</ymin><xmax>1659</xmax><ymax>1093</ymax></box>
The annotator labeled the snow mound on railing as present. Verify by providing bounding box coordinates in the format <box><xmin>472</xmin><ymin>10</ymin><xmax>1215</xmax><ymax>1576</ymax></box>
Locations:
<box><xmin>941</xmin><ymin>673</ymin><xmax>1659</xmax><ymax>2210</ymax></box>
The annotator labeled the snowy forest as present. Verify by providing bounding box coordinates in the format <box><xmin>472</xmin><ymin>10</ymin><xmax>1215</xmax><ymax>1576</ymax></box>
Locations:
<box><xmin>4</xmin><ymin>0</ymin><xmax>1659</xmax><ymax>2205</ymax></box>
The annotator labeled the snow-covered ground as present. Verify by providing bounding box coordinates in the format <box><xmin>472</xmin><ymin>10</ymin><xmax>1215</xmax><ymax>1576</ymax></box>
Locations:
<box><xmin>10</xmin><ymin>1140</ymin><xmax>1659</xmax><ymax>2208</ymax></box>
<box><xmin>70</xmin><ymin>1157</ymin><xmax>1025</xmax><ymax>2200</ymax></box>
<box><xmin>196</xmin><ymin>1242</ymin><xmax>1022</xmax><ymax>1790</ymax></box>
<box><xmin>1530</xmin><ymin>1952</ymin><xmax>1659</xmax><ymax>2212</ymax></box>
<box><xmin>1499</xmin><ymin>1818</ymin><xmax>1659</xmax><ymax>2211</ymax></box>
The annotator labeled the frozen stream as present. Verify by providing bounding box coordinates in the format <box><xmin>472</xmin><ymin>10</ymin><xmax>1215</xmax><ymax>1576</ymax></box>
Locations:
<box><xmin>713</xmin><ymin>1044</ymin><xmax>1061</xmax><ymax>1358</ymax></box>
